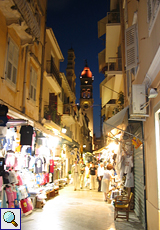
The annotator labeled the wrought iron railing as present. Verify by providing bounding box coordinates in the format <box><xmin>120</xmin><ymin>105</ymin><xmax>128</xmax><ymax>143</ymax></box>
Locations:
<box><xmin>44</xmin><ymin>105</ymin><xmax>61</xmax><ymax>126</ymax></box>
<box><xmin>107</xmin><ymin>12</ymin><xmax>120</xmax><ymax>24</ymax></box>
<box><xmin>107</xmin><ymin>57</ymin><xmax>122</xmax><ymax>72</ymax></box>
<box><xmin>46</xmin><ymin>60</ymin><xmax>62</xmax><ymax>87</ymax></box>
<box><xmin>63</xmin><ymin>104</ymin><xmax>75</xmax><ymax>117</ymax></box>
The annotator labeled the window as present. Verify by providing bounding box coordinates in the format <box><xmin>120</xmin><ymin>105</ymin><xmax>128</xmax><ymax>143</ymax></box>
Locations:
<box><xmin>6</xmin><ymin>38</ymin><xmax>19</xmax><ymax>86</ymax></box>
<box><xmin>147</xmin><ymin>0</ymin><xmax>160</xmax><ymax>34</ymax></box>
<box><xmin>30</xmin><ymin>66</ymin><xmax>37</xmax><ymax>101</ymax></box>
<box><xmin>125</xmin><ymin>24</ymin><xmax>139</xmax><ymax>74</ymax></box>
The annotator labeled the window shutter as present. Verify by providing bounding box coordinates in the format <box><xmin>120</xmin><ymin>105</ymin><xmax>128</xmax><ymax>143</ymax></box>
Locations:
<box><xmin>29</xmin><ymin>67</ymin><xmax>32</xmax><ymax>99</ymax></box>
<box><xmin>8</xmin><ymin>39</ymin><xmax>14</xmax><ymax>61</ymax></box>
<box><xmin>147</xmin><ymin>0</ymin><xmax>152</xmax><ymax>22</ymax></box>
<box><xmin>13</xmin><ymin>46</ymin><xmax>19</xmax><ymax>67</ymax></box>
<box><xmin>125</xmin><ymin>24</ymin><xmax>137</xmax><ymax>70</ymax></box>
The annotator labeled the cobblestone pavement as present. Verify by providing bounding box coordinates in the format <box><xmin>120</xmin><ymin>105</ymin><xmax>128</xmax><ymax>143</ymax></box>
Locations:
<box><xmin>21</xmin><ymin>185</ymin><xmax>144</xmax><ymax>230</ymax></box>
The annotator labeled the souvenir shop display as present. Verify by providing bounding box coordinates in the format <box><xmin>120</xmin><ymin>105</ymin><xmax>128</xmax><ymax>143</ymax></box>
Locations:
<box><xmin>0</xmin><ymin>123</ymin><xmax>60</xmax><ymax>213</ymax></box>
<box><xmin>97</xmin><ymin>139</ymin><xmax>135</xmax><ymax>204</ymax></box>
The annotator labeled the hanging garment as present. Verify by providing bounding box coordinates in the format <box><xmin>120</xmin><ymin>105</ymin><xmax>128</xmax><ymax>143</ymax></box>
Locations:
<box><xmin>20</xmin><ymin>198</ymin><xmax>33</xmax><ymax>213</ymax></box>
<box><xmin>5</xmin><ymin>152</ymin><xmax>16</xmax><ymax>169</ymax></box>
<box><xmin>16</xmin><ymin>174</ymin><xmax>23</xmax><ymax>186</ymax></box>
<box><xmin>20</xmin><ymin>125</ymin><xmax>33</xmax><ymax>145</ymax></box>
<box><xmin>0</xmin><ymin>116</ymin><xmax>8</xmax><ymax>126</ymax></box>
<box><xmin>35</xmin><ymin>157</ymin><xmax>43</xmax><ymax>174</ymax></box>
<box><xmin>125</xmin><ymin>172</ymin><xmax>134</xmax><ymax>187</ymax></box>
<box><xmin>8</xmin><ymin>170</ymin><xmax>17</xmax><ymax>184</ymax></box>
<box><xmin>124</xmin><ymin>155</ymin><xmax>133</xmax><ymax>174</ymax></box>
<box><xmin>49</xmin><ymin>159</ymin><xmax>54</xmax><ymax>173</ymax></box>
<box><xmin>5</xmin><ymin>186</ymin><xmax>15</xmax><ymax>208</ymax></box>
<box><xmin>0</xmin><ymin>157</ymin><xmax>5</xmax><ymax>176</ymax></box>
<box><xmin>1</xmin><ymin>186</ymin><xmax>8</xmax><ymax>208</ymax></box>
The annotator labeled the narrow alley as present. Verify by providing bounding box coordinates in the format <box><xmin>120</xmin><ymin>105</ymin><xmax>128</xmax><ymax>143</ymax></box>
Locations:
<box><xmin>21</xmin><ymin>185</ymin><xmax>144</xmax><ymax>230</ymax></box>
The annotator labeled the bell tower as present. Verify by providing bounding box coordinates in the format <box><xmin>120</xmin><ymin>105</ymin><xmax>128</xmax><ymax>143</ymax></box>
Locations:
<box><xmin>66</xmin><ymin>47</ymin><xmax>76</xmax><ymax>94</ymax></box>
<box><xmin>80</xmin><ymin>60</ymin><xmax>94</xmax><ymax>137</ymax></box>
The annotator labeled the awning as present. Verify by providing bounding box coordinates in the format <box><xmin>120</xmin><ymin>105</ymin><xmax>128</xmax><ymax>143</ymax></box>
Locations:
<box><xmin>103</xmin><ymin>106</ymin><xmax>129</xmax><ymax>135</ymax></box>
<box><xmin>60</xmin><ymin>133</ymin><xmax>72</xmax><ymax>143</ymax></box>
<box><xmin>7</xmin><ymin>119</ymin><xmax>28</xmax><ymax>127</ymax></box>
<box><xmin>93</xmin><ymin>146</ymin><xmax>107</xmax><ymax>154</ymax></box>
<box><xmin>43</xmin><ymin>120</ymin><xmax>61</xmax><ymax>133</ymax></box>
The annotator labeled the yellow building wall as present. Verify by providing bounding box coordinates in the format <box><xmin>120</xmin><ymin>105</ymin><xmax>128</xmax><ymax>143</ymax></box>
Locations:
<box><xmin>126</xmin><ymin>0</ymin><xmax>160</xmax><ymax>229</ymax></box>
<box><xmin>0</xmin><ymin>1</ymin><xmax>47</xmax><ymax>123</ymax></box>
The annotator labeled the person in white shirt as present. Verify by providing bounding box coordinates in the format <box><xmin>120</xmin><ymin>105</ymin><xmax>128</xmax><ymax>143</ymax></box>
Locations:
<box><xmin>71</xmin><ymin>160</ymin><xmax>80</xmax><ymax>191</ymax></box>
<box><xmin>85</xmin><ymin>163</ymin><xmax>90</xmax><ymax>188</ymax></box>
<box><xmin>97</xmin><ymin>163</ymin><xmax>104</xmax><ymax>192</ymax></box>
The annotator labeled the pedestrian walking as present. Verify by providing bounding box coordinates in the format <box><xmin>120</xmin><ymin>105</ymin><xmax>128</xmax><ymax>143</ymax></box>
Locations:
<box><xmin>85</xmin><ymin>163</ymin><xmax>90</xmax><ymax>188</ymax></box>
<box><xmin>101</xmin><ymin>164</ymin><xmax>113</xmax><ymax>201</ymax></box>
<box><xmin>71</xmin><ymin>159</ymin><xmax>80</xmax><ymax>191</ymax></box>
<box><xmin>89</xmin><ymin>162</ymin><xmax>97</xmax><ymax>190</ymax></box>
<box><xmin>97</xmin><ymin>163</ymin><xmax>104</xmax><ymax>192</ymax></box>
<box><xmin>79</xmin><ymin>159</ymin><xmax>85</xmax><ymax>189</ymax></box>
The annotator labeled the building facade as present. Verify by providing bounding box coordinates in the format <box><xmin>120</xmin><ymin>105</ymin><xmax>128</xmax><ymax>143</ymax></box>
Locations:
<box><xmin>98</xmin><ymin>0</ymin><xmax>160</xmax><ymax>229</ymax></box>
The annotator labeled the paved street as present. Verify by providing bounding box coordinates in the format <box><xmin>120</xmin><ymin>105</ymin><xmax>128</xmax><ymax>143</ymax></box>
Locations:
<box><xmin>21</xmin><ymin>185</ymin><xmax>144</xmax><ymax>230</ymax></box>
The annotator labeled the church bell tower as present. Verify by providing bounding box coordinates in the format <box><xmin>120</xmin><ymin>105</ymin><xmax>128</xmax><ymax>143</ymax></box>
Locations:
<box><xmin>66</xmin><ymin>47</ymin><xmax>76</xmax><ymax>94</ymax></box>
<box><xmin>80</xmin><ymin>60</ymin><xmax>94</xmax><ymax>137</ymax></box>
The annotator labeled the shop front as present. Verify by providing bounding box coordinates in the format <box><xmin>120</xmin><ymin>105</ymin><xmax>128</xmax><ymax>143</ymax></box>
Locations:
<box><xmin>99</xmin><ymin>107</ymin><xmax>146</xmax><ymax>224</ymax></box>
<box><xmin>0</xmin><ymin>105</ymin><xmax>62</xmax><ymax>215</ymax></box>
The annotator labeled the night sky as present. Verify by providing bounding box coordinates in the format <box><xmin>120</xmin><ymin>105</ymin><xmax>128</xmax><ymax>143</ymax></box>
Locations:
<box><xmin>47</xmin><ymin>0</ymin><xmax>110</xmax><ymax>137</ymax></box>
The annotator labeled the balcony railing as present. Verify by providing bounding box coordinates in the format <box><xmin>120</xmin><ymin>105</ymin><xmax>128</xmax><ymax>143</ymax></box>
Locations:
<box><xmin>107</xmin><ymin>12</ymin><xmax>120</xmax><ymax>24</ymax></box>
<box><xmin>63</xmin><ymin>104</ymin><xmax>75</xmax><ymax>117</ymax></box>
<box><xmin>107</xmin><ymin>57</ymin><xmax>122</xmax><ymax>72</ymax></box>
<box><xmin>44</xmin><ymin>105</ymin><xmax>61</xmax><ymax>126</ymax></box>
<box><xmin>14</xmin><ymin>0</ymin><xmax>40</xmax><ymax>39</ymax></box>
<box><xmin>46</xmin><ymin>60</ymin><xmax>62</xmax><ymax>87</ymax></box>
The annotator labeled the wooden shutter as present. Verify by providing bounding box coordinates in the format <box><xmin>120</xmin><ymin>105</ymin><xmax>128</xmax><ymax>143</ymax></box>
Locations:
<box><xmin>147</xmin><ymin>0</ymin><xmax>152</xmax><ymax>22</ymax></box>
<box><xmin>125</xmin><ymin>24</ymin><xmax>137</xmax><ymax>70</ymax></box>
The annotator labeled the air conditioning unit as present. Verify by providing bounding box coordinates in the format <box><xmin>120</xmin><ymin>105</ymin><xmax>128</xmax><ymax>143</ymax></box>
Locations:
<box><xmin>129</xmin><ymin>84</ymin><xmax>149</xmax><ymax>121</ymax></box>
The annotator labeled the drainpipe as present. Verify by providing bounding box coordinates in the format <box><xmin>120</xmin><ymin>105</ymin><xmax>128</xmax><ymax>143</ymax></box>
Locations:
<box><xmin>142</xmin><ymin>121</ymin><xmax>147</xmax><ymax>230</ymax></box>
<box><xmin>22</xmin><ymin>45</ymin><xmax>29</xmax><ymax>114</ymax></box>
<box><xmin>39</xmin><ymin>1</ymin><xmax>48</xmax><ymax>123</ymax></box>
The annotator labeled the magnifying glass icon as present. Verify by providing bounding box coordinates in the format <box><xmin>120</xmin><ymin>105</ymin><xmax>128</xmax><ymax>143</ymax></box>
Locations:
<box><xmin>3</xmin><ymin>211</ymin><xmax>18</xmax><ymax>227</ymax></box>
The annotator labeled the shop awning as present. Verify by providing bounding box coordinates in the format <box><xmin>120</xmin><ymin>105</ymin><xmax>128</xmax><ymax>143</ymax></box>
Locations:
<box><xmin>103</xmin><ymin>106</ymin><xmax>129</xmax><ymax>135</ymax></box>
<box><xmin>7</xmin><ymin>119</ymin><xmax>28</xmax><ymax>127</ymax></box>
<box><xmin>93</xmin><ymin>146</ymin><xmax>107</xmax><ymax>154</ymax></box>
<box><xmin>60</xmin><ymin>133</ymin><xmax>72</xmax><ymax>143</ymax></box>
<box><xmin>43</xmin><ymin>120</ymin><xmax>61</xmax><ymax>133</ymax></box>
<box><xmin>34</xmin><ymin>121</ymin><xmax>56</xmax><ymax>137</ymax></box>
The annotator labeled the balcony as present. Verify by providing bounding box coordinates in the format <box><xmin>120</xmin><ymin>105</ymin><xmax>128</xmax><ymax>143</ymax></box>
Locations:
<box><xmin>45</xmin><ymin>60</ymin><xmax>62</xmax><ymax>94</ymax></box>
<box><xmin>105</xmin><ymin>57</ymin><xmax>122</xmax><ymax>75</ymax></box>
<box><xmin>61</xmin><ymin>104</ymin><xmax>75</xmax><ymax>126</ymax></box>
<box><xmin>43</xmin><ymin>105</ymin><xmax>62</xmax><ymax>132</ymax></box>
<box><xmin>98</xmin><ymin>49</ymin><xmax>106</xmax><ymax>73</ymax></box>
<box><xmin>107</xmin><ymin>12</ymin><xmax>120</xmax><ymax>24</ymax></box>
<box><xmin>0</xmin><ymin>0</ymin><xmax>41</xmax><ymax>43</ymax></box>
<box><xmin>98</xmin><ymin>12</ymin><xmax>121</xmax><ymax>64</ymax></box>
